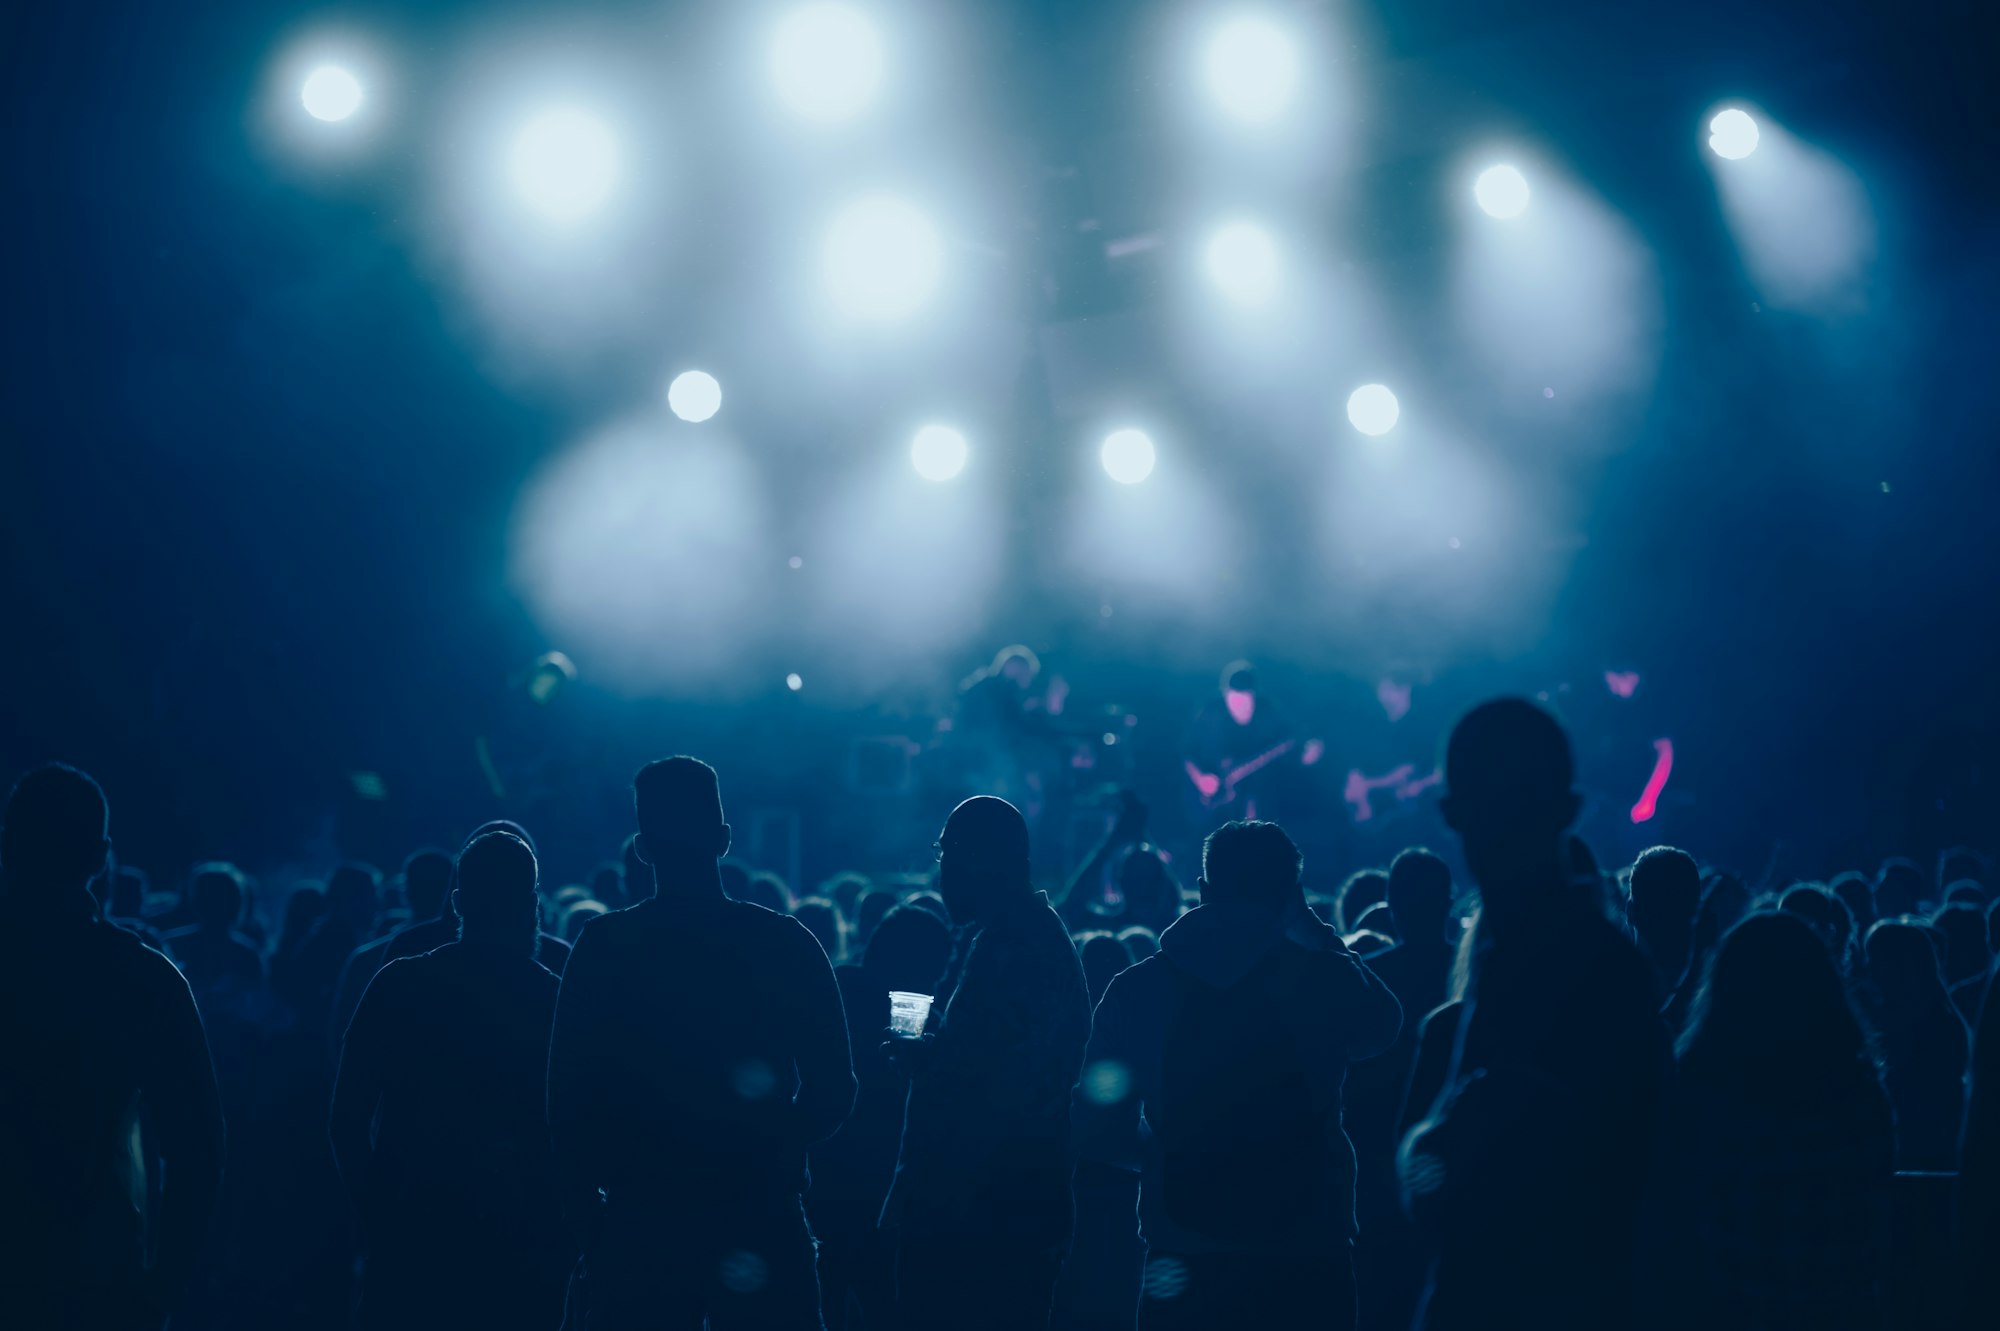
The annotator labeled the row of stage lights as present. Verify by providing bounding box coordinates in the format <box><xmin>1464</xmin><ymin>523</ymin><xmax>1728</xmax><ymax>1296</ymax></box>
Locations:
<box><xmin>290</xmin><ymin>6</ymin><xmax>1765</xmax><ymax>484</ymax></box>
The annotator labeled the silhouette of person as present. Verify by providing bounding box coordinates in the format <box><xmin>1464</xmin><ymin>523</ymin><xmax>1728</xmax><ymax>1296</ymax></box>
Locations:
<box><xmin>1638</xmin><ymin>911</ymin><xmax>1892</xmax><ymax>1328</ymax></box>
<box><xmin>1347</xmin><ymin>848</ymin><xmax>1455</xmax><ymax>1331</ymax></box>
<box><xmin>272</xmin><ymin>880</ymin><xmax>327</xmax><ymax>967</ymax></box>
<box><xmin>162</xmin><ymin>860</ymin><xmax>266</xmax><ymax>997</ymax></box>
<box><xmin>1077</xmin><ymin>819</ymin><xmax>1400</xmax><ymax>1330</ymax></box>
<box><xmin>547</xmin><ymin>757</ymin><xmax>854</xmax><ymax>1330</ymax></box>
<box><xmin>1628</xmin><ymin>846</ymin><xmax>1702</xmax><ymax>1005</ymax></box>
<box><xmin>275</xmin><ymin>859</ymin><xmax>381</xmax><ymax>1046</ymax></box>
<box><xmin>330</xmin><ymin>830</ymin><xmax>573</xmax><ymax>1330</ymax></box>
<box><xmin>1399</xmin><ymin>699</ymin><xmax>1670</xmax><ymax>1331</ymax></box>
<box><xmin>329</xmin><ymin>849</ymin><xmax>453</xmax><ymax>1042</ymax></box>
<box><xmin>1861</xmin><ymin>920</ymin><xmax>1970</xmax><ymax>1169</ymax></box>
<box><xmin>99</xmin><ymin>863</ymin><xmax>168</xmax><ymax>949</ymax></box>
<box><xmin>1960</xmin><ymin>954</ymin><xmax>2000</xmax><ymax>1317</ymax></box>
<box><xmin>1779</xmin><ymin>883</ymin><xmax>1859</xmax><ymax>975</ymax></box>
<box><xmin>1076</xmin><ymin>931</ymin><xmax>1134</xmax><ymax>1008</ymax></box>
<box><xmin>882</xmin><ymin>796</ymin><xmax>1092</xmax><ymax>1331</ymax></box>
<box><xmin>1059</xmin><ymin>792</ymin><xmax>1185</xmax><ymax>938</ymax></box>
<box><xmin>0</xmin><ymin>764</ymin><xmax>225</xmax><ymax>1330</ymax></box>
<box><xmin>811</xmin><ymin>904</ymin><xmax>954</xmax><ymax>1330</ymax></box>
<box><xmin>379</xmin><ymin>823</ymin><xmax>571</xmax><ymax>975</ymax></box>
<box><xmin>1877</xmin><ymin>857</ymin><xmax>1929</xmax><ymax>920</ymax></box>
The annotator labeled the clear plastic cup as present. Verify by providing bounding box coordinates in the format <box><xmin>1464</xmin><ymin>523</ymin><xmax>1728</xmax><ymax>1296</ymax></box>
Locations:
<box><xmin>887</xmin><ymin>990</ymin><xmax>934</xmax><ymax>1038</ymax></box>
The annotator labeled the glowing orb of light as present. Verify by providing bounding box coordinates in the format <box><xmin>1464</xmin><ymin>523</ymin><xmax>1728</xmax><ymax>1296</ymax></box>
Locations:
<box><xmin>301</xmin><ymin>66</ymin><xmax>364</xmax><ymax>122</ymax></box>
<box><xmin>508</xmin><ymin>107</ymin><xmax>620</xmax><ymax>224</ymax></box>
<box><xmin>786</xmin><ymin>672</ymin><xmax>804</xmax><ymax>692</ymax></box>
<box><xmin>771</xmin><ymin>4</ymin><xmax>885</xmax><ymax>124</ymax></box>
<box><xmin>1100</xmin><ymin>428</ymin><xmax>1157</xmax><ymax>484</ymax></box>
<box><xmin>666</xmin><ymin>371</ymin><xmax>722</xmax><ymax>423</ymax></box>
<box><xmin>1708</xmin><ymin>108</ymin><xmax>1760</xmax><ymax>160</ymax></box>
<box><xmin>1474</xmin><ymin>164</ymin><xmax>1530</xmax><ymax>219</ymax></box>
<box><xmin>910</xmin><ymin>425</ymin><xmax>969</xmax><ymax>481</ymax></box>
<box><xmin>1205</xmin><ymin>221</ymin><xmax>1280</xmax><ymax>306</ymax></box>
<box><xmin>823</xmin><ymin>195</ymin><xmax>944</xmax><ymax>322</ymax></box>
<box><xmin>1204</xmin><ymin>18</ymin><xmax>1299</xmax><ymax>125</ymax></box>
<box><xmin>1346</xmin><ymin>384</ymin><xmax>1400</xmax><ymax>437</ymax></box>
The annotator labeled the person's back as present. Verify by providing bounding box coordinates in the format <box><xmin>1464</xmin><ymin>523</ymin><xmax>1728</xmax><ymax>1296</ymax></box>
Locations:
<box><xmin>548</xmin><ymin>757</ymin><xmax>853</xmax><ymax>1330</ymax></box>
<box><xmin>1080</xmin><ymin>820</ymin><xmax>1400</xmax><ymax>1330</ymax></box>
<box><xmin>328</xmin><ymin>849</ymin><xmax>453</xmax><ymax>1043</ymax></box>
<box><xmin>1640</xmin><ymin>912</ymin><xmax>1892</xmax><ymax>1330</ymax></box>
<box><xmin>1400</xmin><ymin>699</ymin><xmax>1670</xmax><ymax>1331</ymax></box>
<box><xmin>1863</xmin><ymin>920</ymin><xmax>1970</xmax><ymax>1169</ymax></box>
<box><xmin>330</xmin><ymin>831</ymin><xmax>569</xmax><ymax>1331</ymax></box>
<box><xmin>0</xmin><ymin>764</ymin><xmax>225</xmax><ymax>1330</ymax></box>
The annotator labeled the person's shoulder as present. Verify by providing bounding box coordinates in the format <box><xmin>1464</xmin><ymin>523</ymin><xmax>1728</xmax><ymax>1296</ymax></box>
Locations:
<box><xmin>1100</xmin><ymin>952</ymin><xmax>1164</xmax><ymax>1004</ymax></box>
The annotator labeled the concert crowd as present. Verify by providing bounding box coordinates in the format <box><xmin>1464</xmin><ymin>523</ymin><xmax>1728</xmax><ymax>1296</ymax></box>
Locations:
<box><xmin>3</xmin><ymin>696</ymin><xmax>1996</xmax><ymax>1331</ymax></box>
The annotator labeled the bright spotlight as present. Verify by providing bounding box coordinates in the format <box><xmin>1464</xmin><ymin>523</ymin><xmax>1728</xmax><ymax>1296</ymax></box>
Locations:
<box><xmin>1346</xmin><ymin>384</ymin><xmax>1399</xmax><ymax>437</ymax></box>
<box><xmin>667</xmin><ymin>371</ymin><xmax>722</xmax><ymax>423</ymax></box>
<box><xmin>1474</xmin><ymin>165</ymin><xmax>1530</xmax><ymax>219</ymax></box>
<box><xmin>1205</xmin><ymin>221</ymin><xmax>1280</xmax><ymax>306</ymax></box>
<box><xmin>1100</xmin><ymin>429</ymin><xmax>1156</xmax><ymax>484</ymax></box>
<box><xmin>301</xmin><ymin>66</ymin><xmax>363</xmax><ymax>122</ymax></box>
<box><xmin>823</xmin><ymin>195</ymin><xmax>943</xmax><ymax>323</ymax></box>
<box><xmin>772</xmin><ymin>4</ymin><xmax>884</xmax><ymax>124</ymax></box>
<box><xmin>786</xmin><ymin>672</ymin><xmax>804</xmax><ymax>691</ymax></box>
<box><xmin>1204</xmin><ymin>18</ymin><xmax>1299</xmax><ymax>124</ymax></box>
<box><xmin>910</xmin><ymin>425</ymin><xmax>968</xmax><ymax>482</ymax></box>
<box><xmin>1708</xmin><ymin>108</ymin><xmax>1760</xmax><ymax>160</ymax></box>
<box><xmin>509</xmin><ymin>107</ymin><xmax>619</xmax><ymax>224</ymax></box>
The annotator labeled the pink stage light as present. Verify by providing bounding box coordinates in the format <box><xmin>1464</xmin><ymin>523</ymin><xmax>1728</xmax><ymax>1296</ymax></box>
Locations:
<box><xmin>1605</xmin><ymin>670</ymin><xmax>1640</xmax><ymax>699</ymax></box>
<box><xmin>1630</xmin><ymin>739</ymin><xmax>1673</xmax><ymax>823</ymax></box>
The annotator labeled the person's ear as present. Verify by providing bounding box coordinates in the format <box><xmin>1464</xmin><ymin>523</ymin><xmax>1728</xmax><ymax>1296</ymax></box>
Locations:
<box><xmin>632</xmin><ymin>833</ymin><xmax>653</xmax><ymax>867</ymax></box>
<box><xmin>716</xmin><ymin>823</ymin><xmax>733</xmax><ymax>859</ymax></box>
<box><xmin>450</xmin><ymin>887</ymin><xmax>462</xmax><ymax>919</ymax></box>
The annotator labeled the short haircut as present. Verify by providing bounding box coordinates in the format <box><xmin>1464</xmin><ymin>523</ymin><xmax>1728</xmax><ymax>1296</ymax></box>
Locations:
<box><xmin>456</xmin><ymin>831</ymin><xmax>538</xmax><ymax>923</ymax></box>
<box><xmin>190</xmin><ymin>861</ymin><xmax>246</xmax><ymax>928</ymax></box>
<box><xmin>1387</xmin><ymin>848</ymin><xmax>1453</xmax><ymax>934</ymax></box>
<box><xmin>1445</xmin><ymin>697</ymin><xmax>1575</xmax><ymax>811</ymax></box>
<box><xmin>1201</xmin><ymin>820</ymin><xmax>1302</xmax><ymax>913</ymax></box>
<box><xmin>1630</xmin><ymin>846</ymin><xmax>1702</xmax><ymax>918</ymax></box>
<box><xmin>634</xmin><ymin>756</ymin><xmax>724</xmax><ymax>851</ymax></box>
<box><xmin>402</xmin><ymin>849</ymin><xmax>455</xmax><ymax>918</ymax></box>
<box><xmin>2</xmin><ymin>763</ymin><xmax>108</xmax><ymax>881</ymax></box>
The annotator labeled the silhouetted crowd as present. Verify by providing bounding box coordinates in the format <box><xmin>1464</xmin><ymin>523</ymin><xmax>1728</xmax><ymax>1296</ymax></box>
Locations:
<box><xmin>4</xmin><ymin>698</ymin><xmax>1997</xmax><ymax>1330</ymax></box>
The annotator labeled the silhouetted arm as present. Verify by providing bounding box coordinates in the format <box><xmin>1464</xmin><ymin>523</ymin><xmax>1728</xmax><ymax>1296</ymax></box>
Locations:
<box><xmin>140</xmin><ymin>953</ymin><xmax>225</xmax><ymax>1305</ymax></box>
<box><xmin>1057</xmin><ymin>791</ymin><xmax>1148</xmax><ymax>931</ymax></box>
<box><xmin>547</xmin><ymin>922</ymin><xmax>613</xmax><ymax>1240</ymax></box>
<box><xmin>329</xmin><ymin>961</ymin><xmax>399</xmax><ymax>1220</ymax></box>
<box><xmin>789</xmin><ymin>918</ymin><xmax>857</xmax><ymax>1145</ymax></box>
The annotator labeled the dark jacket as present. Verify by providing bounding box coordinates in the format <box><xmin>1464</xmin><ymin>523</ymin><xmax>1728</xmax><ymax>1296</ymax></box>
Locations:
<box><xmin>884</xmin><ymin>890</ymin><xmax>1091</xmax><ymax>1248</ymax></box>
<box><xmin>1401</xmin><ymin>890</ymin><xmax>1671</xmax><ymax>1331</ymax></box>
<box><xmin>546</xmin><ymin>891</ymin><xmax>855</xmax><ymax>1212</ymax></box>
<box><xmin>1077</xmin><ymin>900</ymin><xmax>1401</xmax><ymax>1253</ymax></box>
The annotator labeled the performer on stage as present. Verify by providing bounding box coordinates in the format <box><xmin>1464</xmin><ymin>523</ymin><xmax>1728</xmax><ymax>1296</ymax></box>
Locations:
<box><xmin>1181</xmin><ymin>661</ymin><xmax>1321</xmax><ymax>825</ymax></box>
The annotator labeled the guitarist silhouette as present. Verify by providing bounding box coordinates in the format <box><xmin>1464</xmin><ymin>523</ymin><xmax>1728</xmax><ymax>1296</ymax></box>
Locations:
<box><xmin>1181</xmin><ymin>661</ymin><xmax>1322</xmax><ymax>823</ymax></box>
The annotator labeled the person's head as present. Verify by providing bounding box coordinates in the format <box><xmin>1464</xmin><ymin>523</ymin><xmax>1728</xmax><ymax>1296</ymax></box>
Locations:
<box><xmin>1778</xmin><ymin>884</ymin><xmax>1855</xmax><ymax>970</ymax></box>
<box><xmin>589</xmin><ymin>863</ymin><xmax>625</xmax><ymax>909</ymax></box>
<box><xmin>632</xmin><ymin>757</ymin><xmax>730</xmax><ymax>886</ymax></box>
<box><xmin>1199</xmin><ymin>820</ymin><xmax>1303</xmax><ymax>915</ymax></box>
<box><xmin>1220</xmin><ymin>660</ymin><xmax>1258</xmax><ymax>725</ymax></box>
<box><xmin>560</xmin><ymin>899</ymin><xmax>608</xmax><ymax>943</ymax></box>
<box><xmin>1875</xmin><ymin>857</ymin><xmax>1926</xmax><ymax>919</ymax></box>
<box><xmin>821</xmin><ymin>872</ymin><xmax>872</xmax><ymax>918</ymax></box>
<box><xmin>1938</xmin><ymin>846</ymin><xmax>1990</xmax><ymax>901</ymax></box>
<box><xmin>454</xmin><ymin>831</ymin><xmax>539</xmax><ymax>951</ymax></box>
<box><xmin>904</xmin><ymin>890</ymin><xmax>951</xmax><ymax>924</ymax></box>
<box><xmin>279</xmin><ymin>882</ymin><xmax>326</xmax><ymax>950</ymax></box>
<box><xmin>1679</xmin><ymin>911</ymin><xmax>1878</xmax><ymax>1104</ymax></box>
<box><xmin>936</xmin><ymin>796</ymin><xmax>1031</xmax><ymax>926</ymax></box>
<box><xmin>1865</xmin><ymin>919</ymin><xmax>1945</xmax><ymax>999</ymax></box>
<box><xmin>107</xmin><ymin>866</ymin><xmax>149</xmax><ymax>919</ymax></box>
<box><xmin>729</xmin><ymin>868</ymin><xmax>789</xmax><ymax>914</ymax></box>
<box><xmin>1077</xmin><ymin>931</ymin><xmax>1133</xmax><ymax>1006</ymax></box>
<box><xmin>1118</xmin><ymin>845</ymin><xmax>1181</xmax><ymax>930</ymax></box>
<box><xmin>1829</xmin><ymin>871</ymin><xmax>1876</xmax><ymax>930</ymax></box>
<box><xmin>993</xmin><ymin>645</ymin><xmax>1040</xmax><ymax>689</ymax></box>
<box><xmin>792</xmin><ymin>896</ymin><xmax>844</xmax><ymax>962</ymax></box>
<box><xmin>1</xmin><ymin>763</ymin><xmax>110</xmax><ymax>895</ymax></box>
<box><xmin>1117</xmin><ymin>924</ymin><xmax>1160</xmax><ymax>961</ymax></box>
<box><xmin>1387</xmin><ymin>848</ymin><xmax>1454</xmax><ymax>946</ymax></box>
<box><xmin>751</xmin><ymin>871</ymin><xmax>795</xmax><ymax>914</ymax></box>
<box><xmin>1628</xmin><ymin>846</ymin><xmax>1702</xmax><ymax>958</ymax></box>
<box><xmin>1945</xmin><ymin>880</ymin><xmax>1987</xmax><ymax>909</ymax></box>
<box><xmin>189</xmin><ymin>862</ymin><xmax>246</xmax><ymax>931</ymax></box>
<box><xmin>324</xmin><ymin>861</ymin><xmax>381</xmax><ymax>933</ymax></box>
<box><xmin>1332</xmin><ymin>869</ymin><xmax>1389</xmax><ymax>934</ymax></box>
<box><xmin>854</xmin><ymin>885</ymin><xmax>898</xmax><ymax>946</ymax></box>
<box><xmin>1930</xmin><ymin>902</ymin><xmax>1988</xmax><ymax>987</ymax></box>
<box><xmin>1439</xmin><ymin>699</ymin><xmax>1580</xmax><ymax>911</ymax></box>
<box><xmin>862</xmin><ymin>903</ymin><xmax>952</xmax><ymax>994</ymax></box>
<box><xmin>1352</xmin><ymin>902</ymin><xmax>1399</xmax><ymax>945</ymax></box>
<box><xmin>402</xmin><ymin>849</ymin><xmax>454</xmax><ymax>921</ymax></box>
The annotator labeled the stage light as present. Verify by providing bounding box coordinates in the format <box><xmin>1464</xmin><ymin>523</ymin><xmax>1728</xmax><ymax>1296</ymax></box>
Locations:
<box><xmin>667</xmin><ymin>371</ymin><xmax>722</xmax><ymax>423</ymax></box>
<box><xmin>301</xmin><ymin>65</ymin><xmax>363</xmax><ymax>122</ymax></box>
<box><xmin>1205</xmin><ymin>221</ymin><xmax>1280</xmax><ymax>306</ymax></box>
<box><xmin>771</xmin><ymin>3</ymin><xmax>884</xmax><ymax>124</ymax></box>
<box><xmin>1204</xmin><ymin>18</ymin><xmax>1298</xmax><ymax>125</ymax></box>
<box><xmin>509</xmin><ymin>107</ymin><xmax>619</xmax><ymax>224</ymax></box>
<box><xmin>786</xmin><ymin>672</ymin><xmax>804</xmax><ymax>691</ymax></box>
<box><xmin>1474</xmin><ymin>165</ymin><xmax>1530</xmax><ymax>219</ymax></box>
<box><xmin>1100</xmin><ymin>428</ymin><xmax>1156</xmax><ymax>484</ymax></box>
<box><xmin>1708</xmin><ymin>109</ymin><xmax>1759</xmax><ymax>160</ymax></box>
<box><xmin>910</xmin><ymin>425</ymin><xmax>968</xmax><ymax>481</ymax></box>
<box><xmin>823</xmin><ymin>195</ymin><xmax>943</xmax><ymax>323</ymax></box>
<box><xmin>1346</xmin><ymin>384</ymin><xmax>1399</xmax><ymax>437</ymax></box>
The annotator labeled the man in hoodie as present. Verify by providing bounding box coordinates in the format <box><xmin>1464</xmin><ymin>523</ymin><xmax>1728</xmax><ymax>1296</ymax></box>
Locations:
<box><xmin>1076</xmin><ymin>819</ymin><xmax>1401</xmax><ymax>1331</ymax></box>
